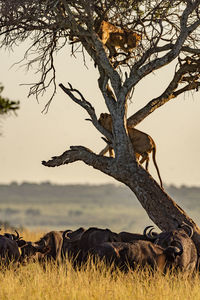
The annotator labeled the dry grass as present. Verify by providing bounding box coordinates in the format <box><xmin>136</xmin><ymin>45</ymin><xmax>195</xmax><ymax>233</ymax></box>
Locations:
<box><xmin>0</xmin><ymin>229</ymin><xmax>200</xmax><ymax>300</ymax></box>
<box><xmin>0</xmin><ymin>262</ymin><xmax>200</xmax><ymax>300</ymax></box>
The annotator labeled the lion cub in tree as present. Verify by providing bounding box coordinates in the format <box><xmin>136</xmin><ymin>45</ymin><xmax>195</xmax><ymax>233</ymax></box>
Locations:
<box><xmin>98</xmin><ymin>21</ymin><xmax>141</xmax><ymax>57</ymax></box>
<box><xmin>98</xmin><ymin>113</ymin><xmax>163</xmax><ymax>189</ymax></box>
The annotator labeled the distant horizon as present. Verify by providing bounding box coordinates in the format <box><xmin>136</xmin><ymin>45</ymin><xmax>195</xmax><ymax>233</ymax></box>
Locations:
<box><xmin>0</xmin><ymin>180</ymin><xmax>199</xmax><ymax>188</ymax></box>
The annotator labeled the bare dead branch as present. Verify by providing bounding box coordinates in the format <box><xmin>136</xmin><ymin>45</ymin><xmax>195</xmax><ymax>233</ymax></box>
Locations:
<box><xmin>59</xmin><ymin>82</ymin><xmax>113</xmax><ymax>141</ymax></box>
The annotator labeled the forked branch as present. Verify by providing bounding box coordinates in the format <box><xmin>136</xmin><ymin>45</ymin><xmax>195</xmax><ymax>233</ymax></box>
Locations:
<box><xmin>59</xmin><ymin>83</ymin><xmax>113</xmax><ymax>141</ymax></box>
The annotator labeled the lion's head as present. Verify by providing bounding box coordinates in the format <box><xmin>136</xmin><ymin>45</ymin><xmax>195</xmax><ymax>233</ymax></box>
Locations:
<box><xmin>98</xmin><ymin>113</ymin><xmax>112</xmax><ymax>132</ymax></box>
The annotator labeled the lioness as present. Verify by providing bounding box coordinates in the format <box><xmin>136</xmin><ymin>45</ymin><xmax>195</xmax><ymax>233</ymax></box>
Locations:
<box><xmin>98</xmin><ymin>21</ymin><xmax>141</xmax><ymax>57</ymax></box>
<box><xmin>98</xmin><ymin>113</ymin><xmax>163</xmax><ymax>188</ymax></box>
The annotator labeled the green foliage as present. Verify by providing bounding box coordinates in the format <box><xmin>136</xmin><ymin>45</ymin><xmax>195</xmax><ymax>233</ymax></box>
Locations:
<box><xmin>0</xmin><ymin>84</ymin><xmax>19</xmax><ymax>115</ymax></box>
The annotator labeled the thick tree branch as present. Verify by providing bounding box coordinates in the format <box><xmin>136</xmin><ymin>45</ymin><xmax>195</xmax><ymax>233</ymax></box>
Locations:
<box><xmin>42</xmin><ymin>145</ymin><xmax>114</xmax><ymax>175</ymax></box>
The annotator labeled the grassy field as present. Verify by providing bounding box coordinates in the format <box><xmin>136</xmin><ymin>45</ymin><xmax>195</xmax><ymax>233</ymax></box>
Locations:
<box><xmin>0</xmin><ymin>229</ymin><xmax>200</xmax><ymax>300</ymax></box>
<box><xmin>1</xmin><ymin>258</ymin><xmax>200</xmax><ymax>300</ymax></box>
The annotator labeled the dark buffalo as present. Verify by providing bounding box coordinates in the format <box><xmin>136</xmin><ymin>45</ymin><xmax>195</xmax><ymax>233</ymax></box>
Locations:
<box><xmin>79</xmin><ymin>227</ymin><xmax>121</xmax><ymax>252</ymax></box>
<box><xmin>91</xmin><ymin>240</ymin><xmax>183</xmax><ymax>273</ymax></box>
<box><xmin>0</xmin><ymin>230</ymin><xmax>44</xmax><ymax>264</ymax></box>
<box><xmin>20</xmin><ymin>229</ymin><xmax>85</xmax><ymax>265</ymax></box>
<box><xmin>63</xmin><ymin>227</ymin><xmax>86</xmax><ymax>241</ymax></box>
<box><xmin>20</xmin><ymin>231</ymin><xmax>64</xmax><ymax>264</ymax></box>
<box><xmin>119</xmin><ymin>225</ymin><xmax>158</xmax><ymax>242</ymax></box>
<box><xmin>33</xmin><ymin>231</ymin><xmax>64</xmax><ymax>263</ymax></box>
<box><xmin>68</xmin><ymin>227</ymin><xmax>121</xmax><ymax>265</ymax></box>
<box><xmin>19</xmin><ymin>241</ymin><xmax>45</xmax><ymax>263</ymax></box>
<box><xmin>0</xmin><ymin>235</ymin><xmax>21</xmax><ymax>266</ymax></box>
<box><xmin>150</xmin><ymin>223</ymin><xmax>197</xmax><ymax>272</ymax></box>
<box><xmin>62</xmin><ymin>227</ymin><xmax>85</xmax><ymax>260</ymax></box>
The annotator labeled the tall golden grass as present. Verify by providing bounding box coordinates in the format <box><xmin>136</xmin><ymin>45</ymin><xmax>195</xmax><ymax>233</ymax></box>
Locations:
<box><xmin>0</xmin><ymin>229</ymin><xmax>199</xmax><ymax>300</ymax></box>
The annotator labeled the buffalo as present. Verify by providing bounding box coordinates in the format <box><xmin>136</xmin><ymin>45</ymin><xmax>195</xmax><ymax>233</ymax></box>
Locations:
<box><xmin>19</xmin><ymin>241</ymin><xmax>45</xmax><ymax>263</ymax></box>
<box><xmin>119</xmin><ymin>226</ymin><xmax>158</xmax><ymax>243</ymax></box>
<box><xmin>147</xmin><ymin>223</ymin><xmax>197</xmax><ymax>272</ymax></box>
<box><xmin>0</xmin><ymin>229</ymin><xmax>44</xmax><ymax>264</ymax></box>
<box><xmin>31</xmin><ymin>230</ymin><xmax>63</xmax><ymax>263</ymax></box>
<box><xmin>62</xmin><ymin>227</ymin><xmax>85</xmax><ymax>261</ymax></box>
<box><xmin>63</xmin><ymin>227</ymin><xmax>121</xmax><ymax>266</ymax></box>
<box><xmin>0</xmin><ymin>235</ymin><xmax>21</xmax><ymax>266</ymax></box>
<box><xmin>79</xmin><ymin>227</ymin><xmax>121</xmax><ymax>251</ymax></box>
<box><xmin>20</xmin><ymin>231</ymin><xmax>64</xmax><ymax>264</ymax></box>
<box><xmin>91</xmin><ymin>240</ymin><xmax>183</xmax><ymax>273</ymax></box>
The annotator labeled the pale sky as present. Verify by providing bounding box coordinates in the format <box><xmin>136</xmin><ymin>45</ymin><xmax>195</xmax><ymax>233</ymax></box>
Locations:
<box><xmin>1</xmin><ymin>43</ymin><xmax>200</xmax><ymax>187</ymax></box>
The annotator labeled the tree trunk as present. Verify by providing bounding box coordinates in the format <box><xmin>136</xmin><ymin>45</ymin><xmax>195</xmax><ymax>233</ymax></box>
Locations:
<box><xmin>114</xmin><ymin>162</ymin><xmax>200</xmax><ymax>254</ymax></box>
<box><xmin>42</xmin><ymin>147</ymin><xmax>200</xmax><ymax>254</ymax></box>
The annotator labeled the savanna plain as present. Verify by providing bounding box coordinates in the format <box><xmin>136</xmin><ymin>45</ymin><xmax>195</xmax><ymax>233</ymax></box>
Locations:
<box><xmin>1</xmin><ymin>183</ymin><xmax>200</xmax><ymax>300</ymax></box>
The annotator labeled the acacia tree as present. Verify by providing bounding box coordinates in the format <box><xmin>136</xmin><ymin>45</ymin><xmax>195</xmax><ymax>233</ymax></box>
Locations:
<box><xmin>1</xmin><ymin>0</ymin><xmax>200</xmax><ymax>247</ymax></box>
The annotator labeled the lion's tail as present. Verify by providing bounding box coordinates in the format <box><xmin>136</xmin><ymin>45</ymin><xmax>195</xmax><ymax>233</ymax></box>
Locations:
<box><xmin>152</xmin><ymin>147</ymin><xmax>163</xmax><ymax>189</ymax></box>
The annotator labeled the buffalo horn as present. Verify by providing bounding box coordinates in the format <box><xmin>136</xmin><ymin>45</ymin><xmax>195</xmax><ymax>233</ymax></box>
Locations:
<box><xmin>171</xmin><ymin>240</ymin><xmax>183</xmax><ymax>256</ymax></box>
<box><xmin>15</xmin><ymin>230</ymin><xmax>20</xmax><ymax>239</ymax></box>
<box><xmin>33</xmin><ymin>238</ymin><xmax>47</xmax><ymax>249</ymax></box>
<box><xmin>41</xmin><ymin>239</ymin><xmax>47</xmax><ymax>247</ymax></box>
<box><xmin>62</xmin><ymin>230</ymin><xmax>73</xmax><ymax>239</ymax></box>
<box><xmin>143</xmin><ymin>225</ymin><xmax>157</xmax><ymax>239</ymax></box>
<box><xmin>181</xmin><ymin>222</ymin><xmax>193</xmax><ymax>238</ymax></box>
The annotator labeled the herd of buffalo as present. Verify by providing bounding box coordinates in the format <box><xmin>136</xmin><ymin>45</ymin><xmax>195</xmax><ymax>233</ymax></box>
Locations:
<box><xmin>0</xmin><ymin>223</ymin><xmax>198</xmax><ymax>273</ymax></box>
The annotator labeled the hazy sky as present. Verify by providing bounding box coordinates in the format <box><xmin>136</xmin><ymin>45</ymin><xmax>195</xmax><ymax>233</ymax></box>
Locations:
<box><xmin>1</xmin><ymin>43</ymin><xmax>200</xmax><ymax>187</ymax></box>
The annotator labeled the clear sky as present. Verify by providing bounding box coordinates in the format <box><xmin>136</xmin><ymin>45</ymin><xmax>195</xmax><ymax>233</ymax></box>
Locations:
<box><xmin>1</xmin><ymin>43</ymin><xmax>200</xmax><ymax>187</ymax></box>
